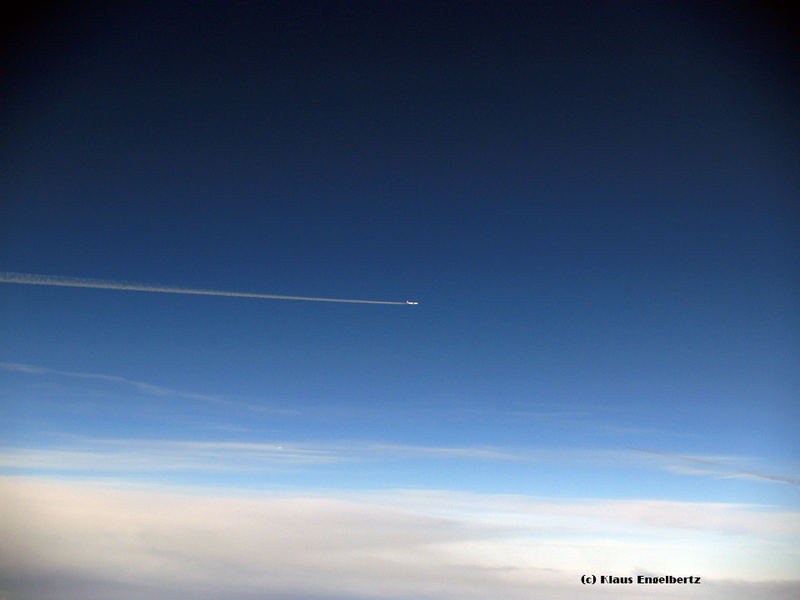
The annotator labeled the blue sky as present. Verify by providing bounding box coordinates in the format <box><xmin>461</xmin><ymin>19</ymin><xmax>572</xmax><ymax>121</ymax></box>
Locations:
<box><xmin>1</xmin><ymin>2</ymin><xmax>798</xmax><ymax>598</ymax></box>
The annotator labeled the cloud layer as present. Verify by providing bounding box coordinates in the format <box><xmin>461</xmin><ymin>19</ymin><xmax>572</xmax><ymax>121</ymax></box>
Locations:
<box><xmin>1</xmin><ymin>478</ymin><xmax>798</xmax><ymax>600</ymax></box>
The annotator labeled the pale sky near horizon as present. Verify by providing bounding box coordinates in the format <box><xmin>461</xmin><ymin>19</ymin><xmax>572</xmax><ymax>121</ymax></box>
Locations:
<box><xmin>1</xmin><ymin>2</ymin><xmax>798</xmax><ymax>598</ymax></box>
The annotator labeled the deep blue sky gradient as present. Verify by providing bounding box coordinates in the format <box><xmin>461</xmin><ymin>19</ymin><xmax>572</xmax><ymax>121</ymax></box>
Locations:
<box><xmin>2</xmin><ymin>2</ymin><xmax>798</xmax><ymax>508</ymax></box>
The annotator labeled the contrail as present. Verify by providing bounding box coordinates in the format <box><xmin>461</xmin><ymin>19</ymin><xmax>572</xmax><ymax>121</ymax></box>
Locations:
<box><xmin>0</xmin><ymin>272</ymin><xmax>415</xmax><ymax>306</ymax></box>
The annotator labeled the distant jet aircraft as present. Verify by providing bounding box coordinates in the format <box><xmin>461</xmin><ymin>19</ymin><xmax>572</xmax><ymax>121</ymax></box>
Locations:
<box><xmin>406</xmin><ymin>300</ymin><xmax>419</xmax><ymax>305</ymax></box>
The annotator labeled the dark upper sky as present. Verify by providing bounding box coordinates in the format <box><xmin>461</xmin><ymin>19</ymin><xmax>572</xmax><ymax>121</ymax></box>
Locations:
<box><xmin>4</xmin><ymin>3</ymin><xmax>797</xmax><ymax>267</ymax></box>
<box><xmin>4</xmin><ymin>1</ymin><xmax>797</xmax><ymax>322</ymax></box>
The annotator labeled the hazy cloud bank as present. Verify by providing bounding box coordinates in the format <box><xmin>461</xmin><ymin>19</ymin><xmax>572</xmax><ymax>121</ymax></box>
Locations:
<box><xmin>1</xmin><ymin>478</ymin><xmax>798</xmax><ymax>600</ymax></box>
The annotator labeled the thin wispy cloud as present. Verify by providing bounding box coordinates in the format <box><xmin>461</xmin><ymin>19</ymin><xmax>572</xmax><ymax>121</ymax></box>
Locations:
<box><xmin>508</xmin><ymin>410</ymin><xmax>593</xmax><ymax>419</ymax></box>
<box><xmin>0</xmin><ymin>437</ymin><xmax>528</xmax><ymax>474</ymax></box>
<box><xmin>365</xmin><ymin>443</ymin><xmax>522</xmax><ymax>461</ymax></box>
<box><xmin>0</xmin><ymin>443</ymin><xmax>340</xmax><ymax>471</ymax></box>
<box><xmin>630</xmin><ymin>448</ymin><xmax>800</xmax><ymax>488</ymax></box>
<box><xmin>502</xmin><ymin>409</ymin><xmax>671</xmax><ymax>437</ymax></box>
<box><xmin>5</xmin><ymin>434</ymin><xmax>797</xmax><ymax>489</ymax></box>
<box><xmin>1</xmin><ymin>362</ymin><xmax>220</xmax><ymax>401</ymax></box>
<box><xmin>0</xmin><ymin>362</ymin><xmax>297</xmax><ymax>415</ymax></box>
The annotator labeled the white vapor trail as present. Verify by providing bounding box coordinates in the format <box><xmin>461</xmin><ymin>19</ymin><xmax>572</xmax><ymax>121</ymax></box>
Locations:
<box><xmin>0</xmin><ymin>272</ymin><xmax>414</xmax><ymax>305</ymax></box>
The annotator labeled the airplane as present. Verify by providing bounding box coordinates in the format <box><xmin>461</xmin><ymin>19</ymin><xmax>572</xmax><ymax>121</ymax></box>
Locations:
<box><xmin>406</xmin><ymin>300</ymin><xmax>419</xmax><ymax>305</ymax></box>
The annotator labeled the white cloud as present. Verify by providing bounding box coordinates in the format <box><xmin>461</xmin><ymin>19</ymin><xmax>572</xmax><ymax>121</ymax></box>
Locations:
<box><xmin>0</xmin><ymin>477</ymin><xmax>798</xmax><ymax>600</ymax></box>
